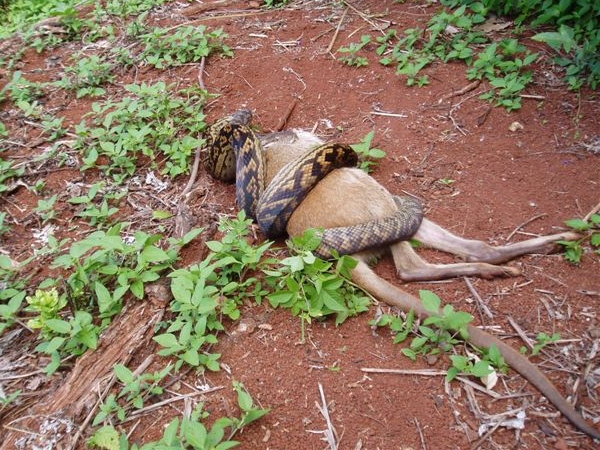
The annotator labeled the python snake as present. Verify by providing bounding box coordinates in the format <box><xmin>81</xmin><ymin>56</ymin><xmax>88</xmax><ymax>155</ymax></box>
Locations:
<box><xmin>204</xmin><ymin>110</ymin><xmax>424</xmax><ymax>258</ymax></box>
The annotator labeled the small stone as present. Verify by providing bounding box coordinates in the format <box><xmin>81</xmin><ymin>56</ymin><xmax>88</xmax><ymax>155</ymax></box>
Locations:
<box><xmin>509</xmin><ymin>121</ymin><xmax>524</xmax><ymax>132</ymax></box>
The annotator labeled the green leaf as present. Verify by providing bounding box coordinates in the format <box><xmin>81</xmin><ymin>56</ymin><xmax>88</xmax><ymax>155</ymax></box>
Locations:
<box><xmin>565</xmin><ymin>218</ymin><xmax>589</xmax><ymax>231</ymax></box>
<box><xmin>235</xmin><ymin>384</ymin><xmax>253</xmax><ymax>411</ymax></box>
<box><xmin>113</xmin><ymin>364</ymin><xmax>134</xmax><ymax>384</ymax></box>
<box><xmin>130</xmin><ymin>280</ymin><xmax>144</xmax><ymax>299</ymax></box>
<box><xmin>420</xmin><ymin>290</ymin><xmax>441</xmax><ymax>313</ymax></box>
<box><xmin>141</xmin><ymin>245</ymin><xmax>171</xmax><ymax>263</ymax></box>
<box><xmin>44</xmin><ymin>319</ymin><xmax>71</xmax><ymax>334</ymax></box>
<box><xmin>88</xmin><ymin>425</ymin><xmax>120</xmax><ymax>450</ymax></box>
<box><xmin>153</xmin><ymin>333</ymin><xmax>179</xmax><ymax>348</ymax></box>
<box><xmin>182</xmin><ymin>417</ymin><xmax>207</xmax><ymax>447</ymax></box>
<box><xmin>152</xmin><ymin>210</ymin><xmax>173</xmax><ymax>220</ymax></box>
<box><xmin>241</xmin><ymin>408</ymin><xmax>270</xmax><ymax>426</ymax></box>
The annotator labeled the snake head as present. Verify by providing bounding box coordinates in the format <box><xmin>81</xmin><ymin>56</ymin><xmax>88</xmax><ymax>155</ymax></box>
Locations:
<box><xmin>227</xmin><ymin>109</ymin><xmax>253</xmax><ymax>126</ymax></box>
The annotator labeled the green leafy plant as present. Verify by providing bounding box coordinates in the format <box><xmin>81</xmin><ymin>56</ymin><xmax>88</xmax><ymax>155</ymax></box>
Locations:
<box><xmin>1</xmin><ymin>71</ymin><xmax>46</xmax><ymax>103</ymax></box>
<box><xmin>373</xmin><ymin>290</ymin><xmax>507</xmax><ymax>382</ymax></box>
<box><xmin>68</xmin><ymin>182</ymin><xmax>123</xmax><ymax>227</ymax></box>
<box><xmin>154</xmin><ymin>214</ymin><xmax>269</xmax><ymax>370</ymax></box>
<box><xmin>0</xmin><ymin>255</ymin><xmax>28</xmax><ymax>334</ymax></box>
<box><xmin>0</xmin><ymin>211</ymin><xmax>10</xmax><ymax>237</ymax></box>
<box><xmin>140</xmin><ymin>25</ymin><xmax>232</xmax><ymax>69</ymax></box>
<box><xmin>97</xmin><ymin>0</ymin><xmax>167</xmax><ymax>18</ymax></box>
<box><xmin>265</xmin><ymin>229</ymin><xmax>371</xmax><ymax>341</ymax></box>
<box><xmin>204</xmin><ymin>211</ymin><xmax>272</xmax><ymax>319</ymax></box>
<box><xmin>34</xmin><ymin>194</ymin><xmax>58</xmax><ymax>223</ymax></box>
<box><xmin>344</xmin><ymin>2</ymin><xmax>545</xmax><ymax>109</ymax></box>
<box><xmin>0</xmin><ymin>158</ymin><xmax>25</xmax><ymax>194</ymax></box>
<box><xmin>89</xmin><ymin>381</ymin><xmax>269</xmax><ymax>449</ymax></box>
<box><xmin>24</xmin><ymin>288</ymin><xmax>66</xmax><ymax>335</ymax></box>
<box><xmin>338</xmin><ymin>34</ymin><xmax>372</xmax><ymax>67</ymax></box>
<box><xmin>74</xmin><ymin>81</ymin><xmax>208</xmax><ymax>182</ymax></box>
<box><xmin>530</xmin><ymin>332</ymin><xmax>561</xmax><ymax>356</ymax></box>
<box><xmin>350</xmin><ymin>131</ymin><xmax>387</xmax><ymax>173</ymax></box>
<box><xmin>92</xmin><ymin>363</ymin><xmax>173</xmax><ymax>425</ymax></box>
<box><xmin>264</xmin><ymin>0</ymin><xmax>292</xmax><ymax>7</ymax></box>
<box><xmin>55</xmin><ymin>54</ymin><xmax>115</xmax><ymax>98</ymax></box>
<box><xmin>559</xmin><ymin>214</ymin><xmax>600</xmax><ymax>263</ymax></box>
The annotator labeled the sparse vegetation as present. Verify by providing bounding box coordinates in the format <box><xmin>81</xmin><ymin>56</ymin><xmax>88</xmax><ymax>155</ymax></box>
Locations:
<box><xmin>0</xmin><ymin>0</ymin><xmax>597</xmax><ymax>446</ymax></box>
<box><xmin>560</xmin><ymin>214</ymin><xmax>600</xmax><ymax>263</ymax></box>
<box><xmin>339</xmin><ymin>0</ymin><xmax>598</xmax><ymax>109</ymax></box>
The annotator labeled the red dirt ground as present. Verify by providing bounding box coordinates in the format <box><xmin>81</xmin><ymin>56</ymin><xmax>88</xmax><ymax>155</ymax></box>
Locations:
<box><xmin>1</xmin><ymin>1</ymin><xmax>599</xmax><ymax>449</ymax></box>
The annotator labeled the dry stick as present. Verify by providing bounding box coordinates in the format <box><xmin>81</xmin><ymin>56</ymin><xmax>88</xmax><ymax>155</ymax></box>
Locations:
<box><xmin>343</xmin><ymin>0</ymin><xmax>380</xmax><ymax>30</ymax></box>
<box><xmin>361</xmin><ymin>368</ymin><xmax>447</xmax><ymax>376</ymax></box>
<box><xmin>439</xmin><ymin>79</ymin><xmax>481</xmax><ymax>103</ymax></box>
<box><xmin>197</xmin><ymin>56</ymin><xmax>206</xmax><ymax>90</ymax></box>
<box><xmin>470</xmin><ymin>420</ymin><xmax>503</xmax><ymax>450</ymax></box>
<box><xmin>275</xmin><ymin>98</ymin><xmax>298</xmax><ymax>131</ymax></box>
<box><xmin>583</xmin><ymin>199</ymin><xmax>600</xmax><ymax>222</ymax></box>
<box><xmin>180</xmin><ymin>57</ymin><xmax>208</xmax><ymax>200</ymax></box>
<box><xmin>520</xmin><ymin>94</ymin><xmax>546</xmax><ymax>100</ymax></box>
<box><xmin>463</xmin><ymin>277</ymin><xmax>494</xmax><ymax>320</ymax></box>
<box><xmin>505</xmin><ymin>213</ymin><xmax>548</xmax><ymax>242</ymax></box>
<box><xmin>414</xmin><ymin>417</ymin><xmax>428</xmax><ymax>450</ymax></box>
<box><xmin>326</xmin><ymin>8</ymin><xmax>348</xmax><ymax>54</ymax></box>
<box><xmin>506</xmin><ymin>315</ymin><xmax>535</xmax><ymax>351</ymax></box>
<box><xmin>316</xmin><ymin>383</ymin><xmax>338</xmax><ymax>450</ymax></box>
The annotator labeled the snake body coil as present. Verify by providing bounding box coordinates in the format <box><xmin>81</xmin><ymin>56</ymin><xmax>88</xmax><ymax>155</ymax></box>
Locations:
<box><xmin>205</xmin><ymin>110</ymin><xmax>424</xmax><ymax>257</ymax></box>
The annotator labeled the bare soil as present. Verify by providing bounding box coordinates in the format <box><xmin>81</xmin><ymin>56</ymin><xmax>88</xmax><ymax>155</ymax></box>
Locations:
<box><xmin>1</xmin><ymin>1</ymin><xmax>599</xmax><ymax>449</ymax></box>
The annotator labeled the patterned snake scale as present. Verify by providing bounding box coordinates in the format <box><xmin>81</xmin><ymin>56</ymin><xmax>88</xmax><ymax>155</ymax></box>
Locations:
<box><xmin>204</xmin><ymin>110</ymin><xmax>424</xmax><ymax>259</ymax></box>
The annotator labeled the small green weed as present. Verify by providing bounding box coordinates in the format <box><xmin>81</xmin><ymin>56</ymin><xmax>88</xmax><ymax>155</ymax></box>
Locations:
<box><xmin>338</xmin><ymin>35</ymin><xmax>371</xmax><ymax>67</ymax></box>
<box><xmin>0</xmin><ymin>255</ymin><xmax>28</xmax><ymax>335</ymax></box>
<box><xmin>140</xmin><ymin>26</ymin><xmax>232</xmax><ymax>69</ymax></box>
<box><xmin>89</xmin><ymin>381</ymin><xmax>268</xmax><ymax>449</ymax></box>
<box><xmin>34</xmin><ymin>194</ymin><xmax>58</xmax><ymax>223</ymax></box>
<box><xmin>520</xmin><ymin>332</ymin><xmax>561</xmax><ymax>356</ymax></box>
<box><xmin>0</xmin><ymin>158</ymin><xmax>25</xmax><ymax>194</ymax></box>
<box><xmin>559</xmin><ymin>214</ymin><xmax>600</xmax><ymax>264</ymax></box>
<box><xmin>68</xmin><ymin>182</ymin><xmax>123</xmax><ymax>227</ymax></box>
<box><xmin>1</xmin><ymin>71</ymin><xmax>46</xmax><ymax>103</ymax></box>
<box><xmin>264</xmin><ymin>0</ymin><xmax>292</xmax><ymax>7</ymax></box>
<box><xmin>265</xmin><ymin>229</ymin><xmax>371</xmax><ymax>341</ymax></box>
<box><xmin>350</xmin><ymin>131</ymin><xmax>387</xmax><ymax>173</ymax></box>
<box><xmin>372</xmin><ymin>290</ymin><xmax>507</xmax><ymax>383</ymax></box>
<box><xmin>0</xmin><ymin>212</ymin><xmax>10</xmax><ymax>237</ymax></box>
<box><xmin>92</xmin><ymin>363</ymin><xmax>173</xmax><ymax>425</ymax></box>
<box><xmin>55</xmin><ymin>54</ymin><xmax>115</xmax><ymax>98</ymax></box>
<box><xmin>75</xmin><ymin>81</ymin><xmax>208</xmax><ymax>182</ymax></box>
<box><xmin>97</xmin><ymin>0</ymin><xmax>167</xmax><ymax>18</ymax></box>
<box><xmin>343</xmin><ymin>3</ymin><xmax>544</xmax><ymax>109</ymax></box>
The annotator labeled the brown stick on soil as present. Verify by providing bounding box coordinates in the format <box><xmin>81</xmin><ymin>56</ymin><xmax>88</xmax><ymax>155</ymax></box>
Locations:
<box><xmin>275</xmin><ymin>98</ymin><xmax>298</xmax><ymax>131</ymax></box>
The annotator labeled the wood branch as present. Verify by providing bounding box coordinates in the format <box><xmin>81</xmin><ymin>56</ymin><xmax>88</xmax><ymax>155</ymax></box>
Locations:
<box><xmin>1</xmin><ymin>285</ymin><xmax>170</xmax><ymax>450</ymax></box>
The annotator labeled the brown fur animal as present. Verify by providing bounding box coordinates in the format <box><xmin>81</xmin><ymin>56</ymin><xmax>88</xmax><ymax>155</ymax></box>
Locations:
<box><xmin>258</xmin><ymin>128</ymin><xmax>599</xmax><ymax>439</ymax></box>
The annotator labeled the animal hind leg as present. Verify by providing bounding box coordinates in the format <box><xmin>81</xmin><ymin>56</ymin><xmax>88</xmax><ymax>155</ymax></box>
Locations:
<box><xmin>413</xmin><ymin>219</ymin><xmax>580</xmax><ymax>265</ymax></box>
<box><xmin>391</xmin><ymin>240</ymin><xmax>521</xmax><ymax>282</ymax></box>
